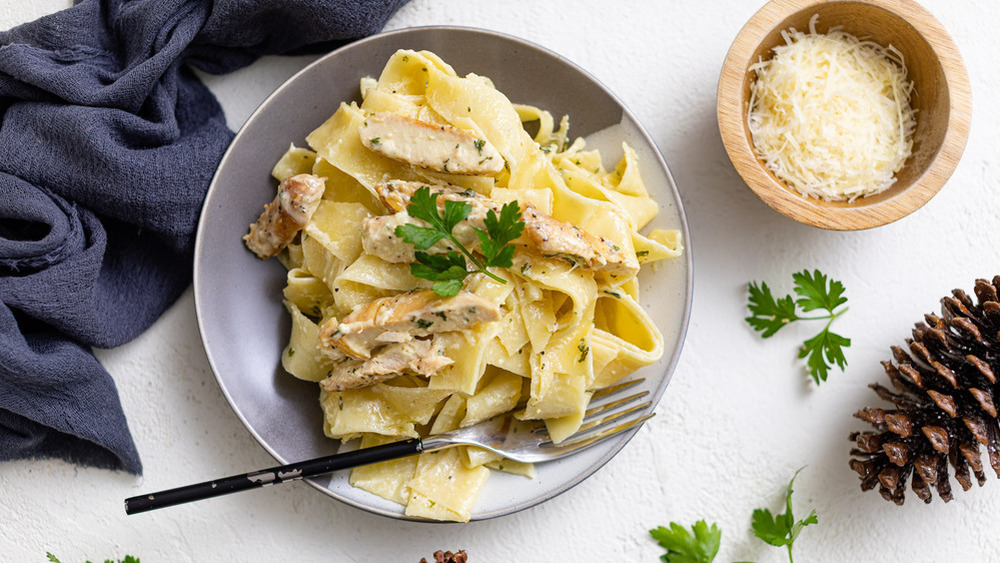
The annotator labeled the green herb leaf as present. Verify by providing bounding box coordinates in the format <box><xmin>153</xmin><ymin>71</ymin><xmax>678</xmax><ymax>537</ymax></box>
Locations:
<box><xmin>431</xmin><ymin>279</ymin><xmax>465</xmax><ymax>297</ymax></box>
<box><xmin>47</xmin><ymin>555</ymin><xmax>140</xmax><ymax>563</ymax></box>
<box><xmin>403</xmin><ymin>186</ymin><xmax>471</xmax><ymax>234</ymax></box>
<box><xmin>799</xmin><ymin>328</ymin><xmax>850</xmax><ymax>384</ymax></box>
<box><xmin>476</xmin><ymin>201</ymin><xmax>524</xmax><ymax>269</ymax></box>
<box><xmin>751</xmin><ymin>507</ymin><xmax>790</xmax><ymax>546</ymax></box>
<box><xmin>395</xmin><ymin>223</ymin><xmax>445</xmax><ymax>250</ymax></box>
<box><xmin>409</xmin><ymin>252</ymin><xmax>468</xmax><ymax>297</ymax></box>
<box><xmin>746</xmin><ymin>281</ymin><xmax>799</xmax><ymax>337</ymax></box>
<box><xmin>404</xmin><ymin>186</ymin><xmax>447</xmax><ymax>225</ymax></box>
<box><xmin>649</xmin><ymin>520</ymin><xmax>721</xmax><ymax>563</ymax></box>
<box><xmin>751</xmin><ymin>467</ymin><xmax>817</xmax><ymax>563</ymax></box>
<box><xmin>746</xmin><ymin>270</ymin><xmax>850</xmax><ymax>384</ymax></box>
<box><xmin>396</xmin><ymin>186</ymin><xmax>524</xmax><ymax>296</ymax></box>
<box><xmin>792</xmin><ymin>269</ymin><xmax>847</xmax><ymax>313</ymax></box>
<box><xmin>442</xmin><ymin>198</ymin><xmax>472</xmax><ymax>233</ymax></box>
<box><xmin>411</xmin><ymin>251</ymin><xmax>467</xmax><ymax>281</ymax></box>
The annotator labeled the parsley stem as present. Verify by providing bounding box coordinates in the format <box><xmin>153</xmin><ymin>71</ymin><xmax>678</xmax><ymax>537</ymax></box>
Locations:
<box><xmin>444</xmin><ymin>231</ymin><xmax>507</xmax><ymax>284</ymax></box>
<box><xmin>794</xmin><ymin>305</ymin><xmax>848</xmax><ymax>323</ymax></box>
<box><xmin>397</xmin><ymin>186</ymin><xmax>523</xmax><ymax>293</ymax></box>
<box><xmin>795</xmin><ymin>315</ymin><xmax>833</xmax><ymax>322</ymax></box>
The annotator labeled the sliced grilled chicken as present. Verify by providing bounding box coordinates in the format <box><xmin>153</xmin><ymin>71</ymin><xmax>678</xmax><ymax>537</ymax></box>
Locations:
<box><xmin>373</xmin><ymin>180</ymin><xmax>484</xmax><ymax>213</ymax></box>
<box><xmin>361</xmin><ymin>211</ymin><xmax>479</xmax><ymax>263</ymax></box>
<box><xmin>319</xmin><ymin>289</ymin><xmax>500</xmax><ymax>359</ymax></box>
<box><xmin>365</xmin><ymin>180</ymin><xmax>639</xmax><ymax>277</ymax></box>
<box><xmin>519</xmin><ymin>205</ymin><xmax>636</xmax><ymax>277</ymax></box>
<box><xmin>358</xmin><ymin>112</ymin><xmax>503</xmax><ymax>175</ymax></box>
<box><xmin>244</xmin><ymin>173</ymin><xmax>325</xmax><ymax>260</ymax></box>
<box><xmin>319</xmin><ymin>337</ymin><xmax>453</xmax><ymax>391</ymax></box>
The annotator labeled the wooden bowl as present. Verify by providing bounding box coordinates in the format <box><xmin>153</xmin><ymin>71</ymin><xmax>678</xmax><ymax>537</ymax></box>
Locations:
<box><xmin>717</xmin><ymin>0</ymin><xmax>971</xmax><ymax>230</ymax></box>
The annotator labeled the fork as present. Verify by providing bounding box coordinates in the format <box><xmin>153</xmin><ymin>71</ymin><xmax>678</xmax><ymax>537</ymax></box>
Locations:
<box><xmin>124</xmin><ymin>378</ymin><xmax>653</xmax><ymax>515</ymax></box>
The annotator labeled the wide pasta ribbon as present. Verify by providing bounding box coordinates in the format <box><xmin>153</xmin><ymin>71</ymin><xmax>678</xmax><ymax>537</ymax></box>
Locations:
<box><xmin>0</xmin><ymin>0</ymin><xmax>408</xmax><ymax>474</ymax></box>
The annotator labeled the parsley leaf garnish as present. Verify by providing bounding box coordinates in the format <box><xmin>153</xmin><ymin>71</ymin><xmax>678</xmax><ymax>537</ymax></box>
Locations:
<box><xmin>745</xmin><ymin>269</ymin><xmax>850</xmax><ymax>384</ymax></box>
<box><xmin>649</xmin><ymin>520</ymin><xmax>721</xmax><ymax>563</ymax></box>
<box><xmin>751</xmin><ymin>467</ymin><xmax>818</xmax><ymax>563</ymax></box>
<box><xmin>799</xmin><ymin>329</ymin><xmax>850</xmax><ymax>384</ymax></box>
<box><xmin>395</xmin><ymin>189</ymin><xmax>471</xmax><ymax>249</ymax></box>
<box><xmin>47</xmin><ymin>554</ymin><xmax>140</xmax><ymax>563</ymax></box>
<box><xmin>477</xmin><ymin>199</ymin><xmax>523</xmax><ymax>268</ymax></box>
<box><xmin>745</xmin><ymin>280</ymin><xmax>798</xmax><ymax>337</ymax></box>
<box><xmin>793</xmin><ymin>269</ymin><xmax>847</xmax><ymax>312</ymax></box>
<box><xmin>395</xmin><ymin>186</ymin><xmax>524</xmax><ymax>297</ymax></box>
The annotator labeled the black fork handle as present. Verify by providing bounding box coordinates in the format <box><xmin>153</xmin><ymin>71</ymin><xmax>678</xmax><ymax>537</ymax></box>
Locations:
<box><xmin>124</xmin><ymin>438</ymin><xmax>422</xmax><ymax>515</ymax></box>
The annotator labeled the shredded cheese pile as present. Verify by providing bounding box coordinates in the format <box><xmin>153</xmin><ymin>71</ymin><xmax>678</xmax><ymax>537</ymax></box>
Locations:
<box><xmin>747</xmin><ymin>16</ymin><xmax>916</xmax><ymax>201</ymax></box>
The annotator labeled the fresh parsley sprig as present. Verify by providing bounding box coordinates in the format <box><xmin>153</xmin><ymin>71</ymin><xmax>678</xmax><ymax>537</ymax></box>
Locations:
<box><xmin>649</xmin><ymin>470</ymin><xmax>817</xmax><ymax>563</ymax></box>
<box><xmin>746</xmin><ymin>269</ymin><xmax>850</xmax><ymax>384</ymax></box>
<box><xmin>47</xmin><ymin>554</ymin><xmax>139</xmax><ymax>563</ymax></box>
<box><xmin>750</xmin><ymin>467</ymin><xmax>818</xmax><ymax>563</ymax></box>
<box><xmin>395</xmin><ymin>186</ymin><xmax>524</xmax><ymax>297</ymax></box>
<box><xmin>649</xmin><ymin>520</ymin><xmax>721</xmax><ymax>563</ymax></box>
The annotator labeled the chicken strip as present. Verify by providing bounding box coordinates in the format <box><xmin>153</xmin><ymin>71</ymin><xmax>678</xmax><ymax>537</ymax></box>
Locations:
<box><xmin>519</xmin><ymin>205</ymin><xmax>635</xmax><ymax>276</ymax></box>
<box><xmin>319</xmin><ymin>337</ymin><xmax>453</xmax><ymax>392</ymax></box>
<box><xmin>365</xmin><ymin>180</ymin><xmax>639</xmax><ymax>277</ymax></box>
<box><xmin>361</xmin><ymin>211</ymin><xmax>479</xmax><ymax>263</ymax></box>
<box><xmin>374</xmin><ymin>180</ymin><xmax>484</xmax><ymax>214</ymax></box>
<box><xmin>319</xmin><ymin>289</ymin><xmax>500</xmax><ymax>360</ymax></box>
<box><xmin>244</xmin><ymin>173</ymin><xmax>325</xmax><ymax>260</ymax></box>
<box><xmin>358</xmin><ymin>112</ymin><xmax>504</xmax><ymax>175</ymax></box>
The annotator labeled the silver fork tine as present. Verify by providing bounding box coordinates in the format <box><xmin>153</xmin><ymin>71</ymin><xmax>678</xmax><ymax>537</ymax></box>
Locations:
<box><xmin>532</xmin><ymin>378</ymin><xmax>648</xmax><ymax>437</ymax></box>
<box><xmin>582</xmin><ymin>390</ymin><xmax>649</xmax><ymax>423</ymax></box>
<box><xmin>576</xmin><ymin>399</ymin><xmax>651</xmax><ymax>434</ymax></box>
<box><xmin>530</xmin><ymin>390</ymin><xmax>649</xmax><ymax>437</ymax></box>
<box><xmin>538</xmin><ymin>397</ymin><xmax>652</xmax><ymax>446</ymax></box>
<box><xmin>544</xmin><ymin>412</ymin><xmax>655</xmax><ymax>456</ymax></box>
<box><xmin>588</xmin><ymin>377</ymin><xmax>645</xmax><ymax>401</ymax></box>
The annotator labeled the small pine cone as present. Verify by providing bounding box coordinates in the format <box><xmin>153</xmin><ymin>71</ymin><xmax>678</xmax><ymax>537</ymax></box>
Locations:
<box><xmin>849</xmin><ymin>276</ymin><xmax>1000</xmax><ymax>505</ymax></box>
<box><xmin>419</xmin><ymin>551</ymin><xmax>468</xmax><ymax>563</ymax></box>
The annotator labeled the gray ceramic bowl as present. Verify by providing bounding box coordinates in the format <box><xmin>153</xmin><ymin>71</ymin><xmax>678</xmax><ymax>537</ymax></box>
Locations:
<box><xmin>193</xmin><ymin>26</ymin><xmax>692</xmax><ymax>521</ymax></box>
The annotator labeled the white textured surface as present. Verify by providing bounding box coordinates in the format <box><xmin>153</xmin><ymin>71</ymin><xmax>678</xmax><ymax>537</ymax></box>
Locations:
<box><xmin>3</xmin><ymin>0</ymin><xmax>1000</xmax><ymax>561</ymax></box>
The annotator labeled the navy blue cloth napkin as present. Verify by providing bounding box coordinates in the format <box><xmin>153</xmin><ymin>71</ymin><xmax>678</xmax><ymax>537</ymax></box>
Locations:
<box><xmin>0</xmin><ymin>0</ymin><xmax>408</xmax><ymax>474</ymax></box>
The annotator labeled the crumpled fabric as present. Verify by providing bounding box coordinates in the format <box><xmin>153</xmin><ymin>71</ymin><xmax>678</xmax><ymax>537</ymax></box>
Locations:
<box><xmin>0</xmin><ymin>0</ymin><xmax>408</xmax><ymax>474</ymax></box>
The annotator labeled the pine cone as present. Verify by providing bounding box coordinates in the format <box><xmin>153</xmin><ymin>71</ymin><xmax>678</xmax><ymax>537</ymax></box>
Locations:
<box><xmin>849</xmin><ymin>276</ymin><xmax>1000</xmax><ymax>505</ymax></box>
<box><xmin>419</xmin><ymin>551</ymin><xmax>468</xmax><ymax>563</ymax></box>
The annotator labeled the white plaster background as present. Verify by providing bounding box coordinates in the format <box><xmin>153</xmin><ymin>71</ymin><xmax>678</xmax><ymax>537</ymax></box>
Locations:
<box><xmin>2</xmin><ymin>0</ymin><xmax>999</xmax><ymax>561</ymax></box>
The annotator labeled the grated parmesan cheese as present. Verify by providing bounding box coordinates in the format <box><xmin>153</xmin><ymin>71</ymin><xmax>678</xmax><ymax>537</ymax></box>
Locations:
<box><xmin>747</xmin><ymin>15</ymin><xmax>916</xmax><ymax>201</ymax></box>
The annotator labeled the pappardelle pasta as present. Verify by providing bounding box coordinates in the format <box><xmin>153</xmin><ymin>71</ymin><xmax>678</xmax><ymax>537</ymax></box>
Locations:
<box><xmin>244</xmin><ymin>49</ymin><xmax>682</xmax><ymax>522</ymax></box>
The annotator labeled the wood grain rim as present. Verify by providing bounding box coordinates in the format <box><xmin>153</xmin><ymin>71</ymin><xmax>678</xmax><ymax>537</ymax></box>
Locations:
<box><xmin>717</xmin><ymin>0</ymin><xmax>972</xmax><ymax>230</ymax></box>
